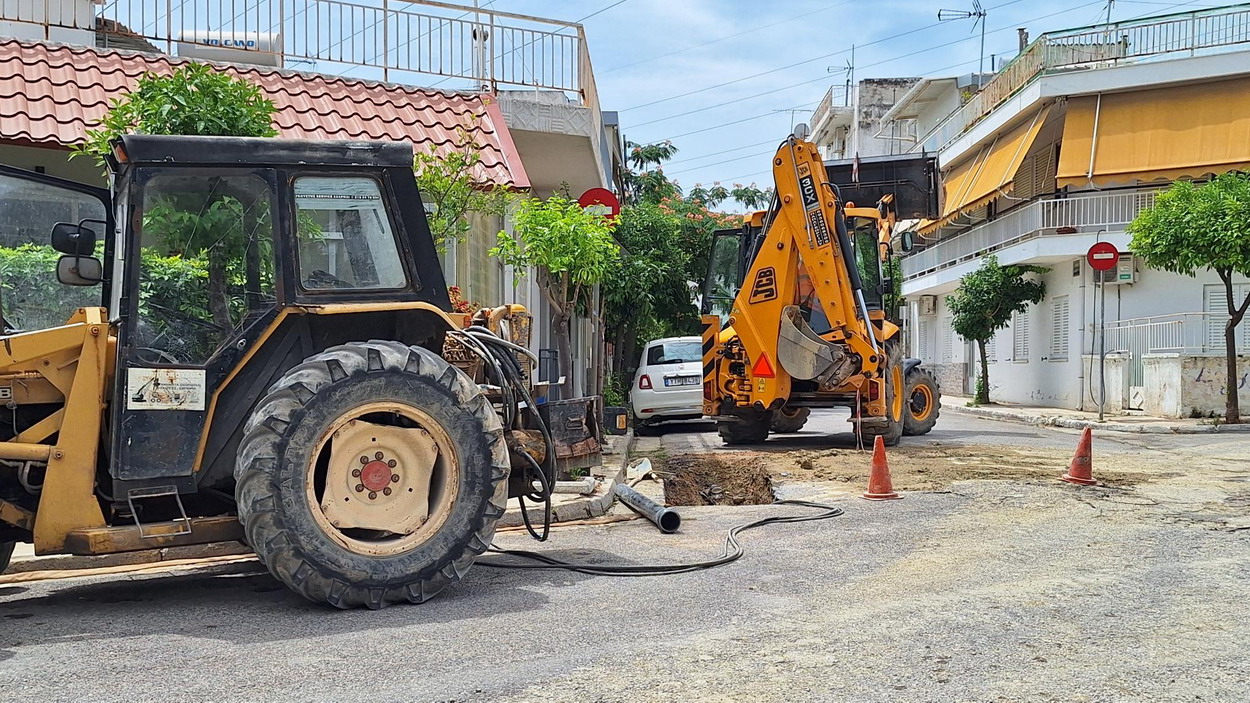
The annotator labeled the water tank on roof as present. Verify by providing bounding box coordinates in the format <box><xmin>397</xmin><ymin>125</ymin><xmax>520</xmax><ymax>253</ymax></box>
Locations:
<box><xmin>176</xmin><ymin>31</ymin><xmax>283</xmax><ymax>67</ymax></box>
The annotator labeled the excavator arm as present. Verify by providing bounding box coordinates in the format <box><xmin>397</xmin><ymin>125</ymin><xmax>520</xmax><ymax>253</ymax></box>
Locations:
<box><xmin>705</xmin><ymin>136</ymin><xmax>888</xmax><ymax>413</ymax></box>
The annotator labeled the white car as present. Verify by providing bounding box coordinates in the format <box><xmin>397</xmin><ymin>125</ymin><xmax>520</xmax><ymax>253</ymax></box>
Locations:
<box><xmin>630</xmin><ymin>336</ymin><xmax>705</xmax><ymax>431</ymax></box>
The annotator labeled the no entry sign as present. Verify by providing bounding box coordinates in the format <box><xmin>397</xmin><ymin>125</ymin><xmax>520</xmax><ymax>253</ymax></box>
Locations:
<box><xmin>577</xmin><ymin>188</ymin><xmax>620</xmax><ymax>219</ymax></box>
<box><xmin>1087</xmin><ymin>241</ymin><xmax>1120</xmax><ymax>271</ymax></box>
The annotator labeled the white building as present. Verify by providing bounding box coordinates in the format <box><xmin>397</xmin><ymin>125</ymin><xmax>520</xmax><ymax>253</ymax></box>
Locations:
<box><xmin>880</xmin><ymin>5</ymin><xmax>1250</xmax><ymax>417</ymax></box>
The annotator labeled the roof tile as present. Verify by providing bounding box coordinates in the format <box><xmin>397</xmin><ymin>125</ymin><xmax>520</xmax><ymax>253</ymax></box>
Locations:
<box><xmin>0</xmin><ymin>39</ymin><xmax>528</xmax><ymax>189</ymax></box>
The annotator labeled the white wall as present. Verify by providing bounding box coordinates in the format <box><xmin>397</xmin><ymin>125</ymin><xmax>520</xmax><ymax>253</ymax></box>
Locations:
<box><xmin>911</xmin><ymin>257</ymin><xmax>1249</xmax><ymax>410</ymax></box>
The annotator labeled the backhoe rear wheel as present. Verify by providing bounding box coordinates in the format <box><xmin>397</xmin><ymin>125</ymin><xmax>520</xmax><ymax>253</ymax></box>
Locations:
<box><xmin>717</xmin><ymin>407</ymin><xmax>773</xmax><ymax>445</ymax></box>
<box><xmin>235</xmin><ymin>340</ymin><xmax>510</xmax><ymax>609</ymax></box>
<box><xmin>771</xmin><ymin>406</ymin><xmax>811</xmax><ymax>434</ymax></box>
<box><xmin>903</xmin><ymin>366</ymin><xmax>941</xmax><ymax>436</ymax></box>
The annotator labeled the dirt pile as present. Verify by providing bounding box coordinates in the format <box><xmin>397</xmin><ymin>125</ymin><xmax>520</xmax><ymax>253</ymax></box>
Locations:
<box><xmin>660</xmin><ymin>454</ymin><xmax>776</xmax><ymax>506</ymax></box>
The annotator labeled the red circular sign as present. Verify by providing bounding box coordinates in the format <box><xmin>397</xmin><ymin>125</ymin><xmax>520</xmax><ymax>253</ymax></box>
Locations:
<box><xmin>1087</xmin><ymin>242</ymin><xmax>1120</xmax><ymax>271</ymax></box>
<box><xmin>577</xmin><ymin>187</ymin><xmax>620</xmax><ymax>219</ymax></box>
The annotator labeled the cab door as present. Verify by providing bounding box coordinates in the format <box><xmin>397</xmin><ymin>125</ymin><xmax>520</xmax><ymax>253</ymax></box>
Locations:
<box><xmin>109</xmin><ymin>167</ymin><xmax>281</xmax><ymax>484</ymax></box>
<box><xmin>0</xmin><ymin>165</ymin><xmax>112</xmax><ymax>331</ymax></box>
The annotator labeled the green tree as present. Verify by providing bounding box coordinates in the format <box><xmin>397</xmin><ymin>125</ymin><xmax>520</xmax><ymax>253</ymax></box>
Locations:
<box><xmin>73</xmin><ymin>64</ymin><xmax>278</xmax><ymax>329</ymax></box>
<box><xmin>947</xmin><ymin>255</ymin><xmax>1047</xmax><ymax>405</ymax></box>
<box><xmin>1129</xmin><ymin>173</ymin><xmax>1250</xmax><ymax>423</ymax></box>
<box><xmin>492</xmin><ymin>195</ymin><xmax>618</xmax><ymax>393</ymax></box>
<box><xmin>414</xmin><ymin>123</ymin><xmax>512</xmax><ymax>252</ymax></box>
<box><xmin>75</xmin><ymin>63</ymin><xmax>276</xmax><ymax>165</ymax></box>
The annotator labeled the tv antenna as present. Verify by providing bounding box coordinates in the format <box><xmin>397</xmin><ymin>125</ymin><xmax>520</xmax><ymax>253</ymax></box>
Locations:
<box><xmin>939</xmin><ymin>1</ymin><xmax>989</xmax><ymax>75</ymax></box>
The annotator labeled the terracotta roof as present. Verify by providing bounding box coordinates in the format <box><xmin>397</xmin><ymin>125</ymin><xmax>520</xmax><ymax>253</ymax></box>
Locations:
<box><xmin>0</xmin><ymin>38</ymin><xmax>528</xmax><ymax>189</ymax></box>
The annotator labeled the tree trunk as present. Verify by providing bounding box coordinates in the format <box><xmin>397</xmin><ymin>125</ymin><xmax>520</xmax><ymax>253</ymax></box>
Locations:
<box><xmin>1224</xmin><ymin>278</ymin><xmax>1249</xmax><ymax>424</ymax></box>
<box><xmin>553</xmin><ymin>309</ymin><xmax>573</xmax><ymax>398</ymax></box>
<box><xmin>207</xmin><ymin>251</ymin><xmax>232</xmax><ymax>331</ymax></box>
<box><xmin>976</xmin><ymin>338</ymin><xmax>990</xmax><ymax>405</ymax></box>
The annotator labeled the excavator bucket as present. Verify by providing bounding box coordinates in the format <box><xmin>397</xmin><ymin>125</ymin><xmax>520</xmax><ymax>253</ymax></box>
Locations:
<box><xmin>777</xmin><ymin>305</ymin><xmax>854</xmax><ymax>387</ymax></box>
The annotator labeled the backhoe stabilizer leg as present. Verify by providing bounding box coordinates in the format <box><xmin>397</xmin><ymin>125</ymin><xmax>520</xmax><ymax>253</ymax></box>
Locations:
<box><xmin>777</xmin><ymin>306</ymin><xmax>854</xmax><ymax>387</ymax></box>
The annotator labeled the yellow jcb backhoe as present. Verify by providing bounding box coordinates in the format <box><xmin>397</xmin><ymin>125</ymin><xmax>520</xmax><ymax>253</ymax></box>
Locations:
<box><xmin>699</xmin><ymin>131</ymin><xmax>940</xmax><ymax>445</ymax></box>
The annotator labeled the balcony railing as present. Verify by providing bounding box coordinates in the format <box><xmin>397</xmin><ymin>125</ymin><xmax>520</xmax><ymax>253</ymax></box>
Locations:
<box><xmin>4</xmin><ymin>0</ymin><xmax>598</xmax><ymax>102</ymax></box>
<box><xmin>902</xmin><ymin>189</ymin><xmax>1158</xmax><ymax>281</ymax></box>
<box><xmin>917</xmin><ymin>4</ymin><xmax>1250</xmax><ymax>152</ymax></box>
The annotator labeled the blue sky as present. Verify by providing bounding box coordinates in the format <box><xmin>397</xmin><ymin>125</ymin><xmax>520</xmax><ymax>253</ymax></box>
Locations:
<box><xmin>491</xmin><ymin>0</ymin><xmax>1226</xmax><ymax>193</ymax></box>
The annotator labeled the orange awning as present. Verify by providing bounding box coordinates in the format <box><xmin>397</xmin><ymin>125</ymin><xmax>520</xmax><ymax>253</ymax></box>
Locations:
<box><xmin>924</xmin><ymin>105</ymin><xmax>1051</xmax><ymax>233</ymax></box>
<box><xmin>1057</xmin><ymin>77</ymin><xmax>1250</xmax><ymax>188</ymax></box>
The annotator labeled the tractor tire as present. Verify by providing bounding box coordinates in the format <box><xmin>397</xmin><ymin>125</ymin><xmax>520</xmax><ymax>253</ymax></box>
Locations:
<box><xmin>858</xmin><ymin>345</ymin><xmax>905</xmax><ymax>447</ymax></box>
<box><xmin>0</xmin><ymin>541</ymin><xmax>14</xmax><ymax>574</ymax></box>
<box><xmin>771</xmin><ymin>406</ymin><xmax>811</xmax><ymax>434</ymax></box>
<box><xmin>235</xmin><ymin>340</ymin><xmax>510</xmax><ymax>609</ymax></box>
<box><xmin>717</xmin><ymin>407</ymin><xmax>773</xmax><ymax>445</ymax></box>
<box><xmin>903</xmin><ymin>366</ymin><xmax>941</xmax><ymax>436</ymax></box>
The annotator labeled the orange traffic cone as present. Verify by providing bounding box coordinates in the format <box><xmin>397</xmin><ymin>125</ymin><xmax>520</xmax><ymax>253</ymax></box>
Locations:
<box><xmin>1061</xmin><ymin>427</ymin><xmax>1097</xmax><ymax>486</ymax></box>
<box><xmin>863</xmin><ymin>435</ymin><xmax>902</xmax><ymax>500</ymax></box>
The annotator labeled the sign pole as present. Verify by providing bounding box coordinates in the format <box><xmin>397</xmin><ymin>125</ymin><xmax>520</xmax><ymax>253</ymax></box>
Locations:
<box><xmin>1086</xmin><ymin>241</ymin><xmax>1119</xmax><ymax>423</ymax></box>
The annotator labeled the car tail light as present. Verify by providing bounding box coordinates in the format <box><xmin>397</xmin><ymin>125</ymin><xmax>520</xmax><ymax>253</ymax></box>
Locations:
<box><xmin>639</xmin><ymin>374</ymin><xmax>652</xmax><ymax>390</ymax></box>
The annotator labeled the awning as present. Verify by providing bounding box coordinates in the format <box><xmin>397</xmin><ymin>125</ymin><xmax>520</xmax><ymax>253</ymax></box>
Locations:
<box><xmin>1057</xmin><ymin>78</ymin><xmax>1250</xmax><ymax>188</ymax></box>
<box><xmin>924</xmin><ymin>105</ymin><xmax>1051</xmax><ymax>233</ymax></box>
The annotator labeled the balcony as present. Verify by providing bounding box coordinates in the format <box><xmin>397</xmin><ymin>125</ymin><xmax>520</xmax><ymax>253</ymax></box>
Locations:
<box><xmin>1</xmin><ymin>0</ymin><xmax>598</xmax><ymax>100</ymax></box>
<box><xmin>901</xmin><ymin>189</ymin><xmax>1158</xmax><ymax>282</ymax></box>
<box><xmin>917</xmin><ymin>4</ymin><xmax>1250</xmax><ymax>152</ymax></box>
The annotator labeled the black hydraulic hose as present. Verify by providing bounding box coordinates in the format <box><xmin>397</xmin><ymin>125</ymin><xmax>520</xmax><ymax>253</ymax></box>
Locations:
<box><xmin>613</xmin><ymin>483</ymin><xmax>682</xmax><ymax>533</ymax></box>
<box><xmin>479</xmin><ymin>499</ymin><xmax>845</xmax><ymax>577</ymax></box>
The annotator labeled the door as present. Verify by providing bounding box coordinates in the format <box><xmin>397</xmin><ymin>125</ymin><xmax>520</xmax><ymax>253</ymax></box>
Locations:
<box><xmin>0</xmin><ymin>165</ymin><xmax>111</xmax><ymax>331</ymax></box>
<box><xmin>110</xmin><ymin>167</ymin><xmax>281</xmax><ymax>482</ymax></box>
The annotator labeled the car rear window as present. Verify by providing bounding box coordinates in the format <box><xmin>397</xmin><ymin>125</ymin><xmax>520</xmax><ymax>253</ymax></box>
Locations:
<box><xmin>646</xmin><ymin>340</ymin><xmax>701</xmax><ymax>366</ymax></box>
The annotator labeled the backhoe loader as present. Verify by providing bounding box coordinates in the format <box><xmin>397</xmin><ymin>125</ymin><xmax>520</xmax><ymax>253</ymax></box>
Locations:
<box><xmin>699</xmin><ymin>132</ymin><xmax>940</xmax><ymax>445</ymax></box>
<box><xmin>0</xmin><ymin>135</ymin><xmax>599</xmax><ymax>607</ymax></box>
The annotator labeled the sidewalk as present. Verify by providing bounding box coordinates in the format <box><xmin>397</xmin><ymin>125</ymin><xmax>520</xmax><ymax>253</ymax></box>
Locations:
<box><xmin>941</xmin><ymin>395</ymin><xmax>1250</xmax><ymax>434</ymax></box>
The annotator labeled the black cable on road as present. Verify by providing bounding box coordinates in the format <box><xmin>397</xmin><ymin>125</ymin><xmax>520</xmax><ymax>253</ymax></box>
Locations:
<box><xmin>478</xmin><ymin>499</ymin><xmax>845</xmax><ymax>577</ymax></box>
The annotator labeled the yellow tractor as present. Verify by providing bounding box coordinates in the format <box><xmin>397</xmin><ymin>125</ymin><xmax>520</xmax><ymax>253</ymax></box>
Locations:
<box><xmin>0</xmin><ymin>135</ymin><xmax>599</xmax><ymax>607</ymax></box>
<box><xmin>700</xmin><ymin>133</ymin><xmax>940</xmax><ymax>444</ymax></box>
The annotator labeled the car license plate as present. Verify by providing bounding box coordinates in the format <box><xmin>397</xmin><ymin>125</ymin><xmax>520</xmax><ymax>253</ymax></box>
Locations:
<box><xmin>664</xmin><ymin>376</ymin><xmax>700</xmax><ymax>387</ymax></box>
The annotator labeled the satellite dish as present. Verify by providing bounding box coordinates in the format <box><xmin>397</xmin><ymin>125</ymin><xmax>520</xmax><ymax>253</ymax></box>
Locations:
<box><xmin>792</xmin><ymin>123</ymin><xmax>811</xmax><ymax>140</ymax></box>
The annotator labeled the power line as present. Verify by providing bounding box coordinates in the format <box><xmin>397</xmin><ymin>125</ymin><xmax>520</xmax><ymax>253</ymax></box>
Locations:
<box><xmin>665</xmin><ymin>148</ymin><xmax>781</xmax><ymax>177</ymax></box>
<box><xmin>644</xmin><ymin>0</ymin><xmax>1102</xmax><ymax>144</ymax></box>
<box><xmin>578</xmin><ymin>0</ymin><xmax>631</xmax><ymax>21</ymax></box>
<box><xmin>662</xmin><ymin>138</ymin><xmax>780</xmax><ymax>166</ymax></box>
<box><xmin>620</xmin><ymin>0</ymin><xmax>1031</xmax><ymax>114</ymax></box>
<box><xmin>600</xmin><ymin>0</ymin><xmax>857</xmax><ymax>75</ymax></box>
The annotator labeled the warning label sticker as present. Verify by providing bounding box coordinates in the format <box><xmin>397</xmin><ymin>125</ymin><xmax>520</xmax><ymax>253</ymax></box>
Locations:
<box><xmin>809</xmin><ymin>211</ymin><xmax>831</xmax><ymax>247</ymax></box>
<box><xmin>127</xmin><ymin>368</ymin><xmax>207</xmax><ymax>411</ymax></box>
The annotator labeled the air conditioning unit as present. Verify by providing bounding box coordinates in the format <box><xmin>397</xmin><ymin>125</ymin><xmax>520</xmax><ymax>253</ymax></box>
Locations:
<box><xmin>919</xmin><ymin>295</ymin><xmax>938</xmax><ymax>316</ymax></box>
<box><xmin>1096</xmin><ymin>254</ymin><xmax>1136</xmax><ymax>285</ymax></box>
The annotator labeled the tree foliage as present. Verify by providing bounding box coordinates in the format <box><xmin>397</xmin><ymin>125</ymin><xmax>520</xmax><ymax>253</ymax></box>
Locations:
<box><xmin>74</xmin><ymin>63</ymin><xmax>277</xmax><ymax>165</ymax></box>
<box><xmin>414</xmin><ymin>123</ymin><xmax>512</xmax><ymax>251</ymax></box>
<box><xmin>492</xmin><ymin>195</ymin><xmax>618</xmax><ymax>392</ymax></box>
<box><xmin>947</xmin><ymin>255</ymin><xmax>1047</xmax><ymax>404</ymax></box>
<box><xmin>1129</xmin><ymin>173</ymin><xmax>1250</xmax><ymax>422</ymax></box>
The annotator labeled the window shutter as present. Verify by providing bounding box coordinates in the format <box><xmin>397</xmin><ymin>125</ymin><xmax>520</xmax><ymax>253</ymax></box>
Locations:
<box><xmin>942</xmin><ymin>317</ymin><xmax>954</xmax><ymax>362</ymax></box>
<box><xmin>1051</xmin><ymin>296</ymin><xmax>1070</xmax><ymax>360</ymax></box>
<box><xmin>918</xmin><ymin>319</ymin><xmax>931</xmax><ymax>360</ymax></box>
<box><xmin>1013</xmin><ymin>308</ymin><xmax>1031</xmax><ymax>361</ymax></box>
<box><xmin>1205</xmin><ymin>284</ymin><xmax>1228</xmax><ymax>351</ymax></box>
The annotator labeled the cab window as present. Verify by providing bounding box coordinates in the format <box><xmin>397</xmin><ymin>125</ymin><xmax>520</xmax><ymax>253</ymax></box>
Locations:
<box><xmin>295</xmin><ymin>176</ymin><xmax>408</xmax><ymax>291</ymax></box>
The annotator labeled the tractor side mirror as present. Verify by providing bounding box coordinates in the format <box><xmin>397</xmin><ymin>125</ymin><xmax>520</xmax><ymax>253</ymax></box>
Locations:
<box><xmin>51</xmin><ymin>221</ymin><xmax>99</xmax><ymax>256</ymax></box>
<box><xmin>892</xmin><ymin>230</ymin><xmax>916</xmax><ymax>254</ymax></box>
<box><xmin>56</xmin><ymin>255</ymin><xmax>103</xmax><ymax>286</ymax></box>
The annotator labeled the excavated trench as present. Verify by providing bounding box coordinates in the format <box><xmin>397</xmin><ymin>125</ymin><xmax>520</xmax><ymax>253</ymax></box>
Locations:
<box><xmin>660</xmin><ymin>454</ymin><xmax>777</xmax><ymax>506</ymax></box>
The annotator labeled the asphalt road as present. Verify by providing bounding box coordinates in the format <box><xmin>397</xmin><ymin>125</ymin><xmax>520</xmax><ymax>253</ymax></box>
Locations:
<box><xmin>2</xmin><ymin>411</ymin><xmax>1248</xmax><ymax>702</ymax></box>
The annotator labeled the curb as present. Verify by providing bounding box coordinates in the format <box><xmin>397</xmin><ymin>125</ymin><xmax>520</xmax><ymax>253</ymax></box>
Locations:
<box><xmin>946</xmin><ymin>402</ymin><xmax>1250</xmax><ymax>434</ymax></box>
<box><xmin>498</xmin><ymin>430</ymin><xmax>635</xmax><ymax>528</ymax></box>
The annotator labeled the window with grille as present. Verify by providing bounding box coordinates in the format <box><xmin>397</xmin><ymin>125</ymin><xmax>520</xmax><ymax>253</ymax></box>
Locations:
<box><xmin>1051</xmin><ymin>296</ymin><xmax>1070</xmax><ymax>360</ymax></box>
<box><xmin>1205</xmin><ymin>283</ymin><xmax>1250</xmax><ymax>351</ymax></box>
<box><xmin>1013</xmin><ymin>308</ymin><xmax>1030</xmax><ymax>362</ymax></box>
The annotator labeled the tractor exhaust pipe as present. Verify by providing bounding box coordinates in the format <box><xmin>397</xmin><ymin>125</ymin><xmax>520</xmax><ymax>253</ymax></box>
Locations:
<box><xmin>613</xmin><ymin>483</ymin><xmax>682</xmax><ymax>533</ymax></box>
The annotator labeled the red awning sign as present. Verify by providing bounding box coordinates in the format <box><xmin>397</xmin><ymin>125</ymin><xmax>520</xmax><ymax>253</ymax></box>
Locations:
<box><xmin>577</xmin><ymin>187</ymin><xmax>620</xmax><ymax>219</ymax></box>
<box><xmin>1087</xmin><ymin>242</ymin><xmax>1120</xmax><ymax>271</ymax></box>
